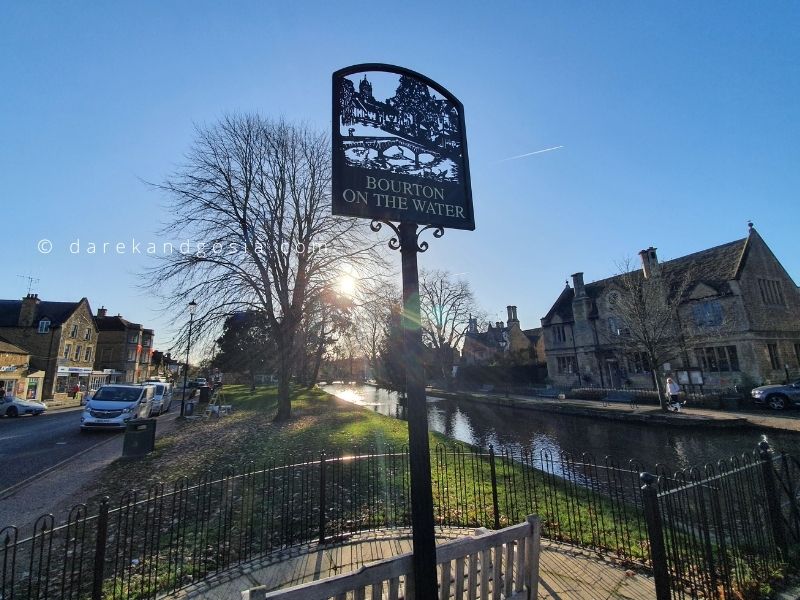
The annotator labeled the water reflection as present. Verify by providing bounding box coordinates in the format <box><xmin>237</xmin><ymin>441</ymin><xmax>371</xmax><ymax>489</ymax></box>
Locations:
<box><xmin>323</xmin><ymin>383</ymin><xmax>800</xmax><ymax>474</ymax></box>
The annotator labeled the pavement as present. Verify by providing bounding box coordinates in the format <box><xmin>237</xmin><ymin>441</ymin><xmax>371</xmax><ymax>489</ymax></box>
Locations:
<box><xmin>427</xmin><ymin>388</ymin><xmax>800</xmax><ymax>433</ymax></box>
<box><xmin>170</xmin><ymin>528</ymin><xmax>654</xmax><ymax>600</ymax></box>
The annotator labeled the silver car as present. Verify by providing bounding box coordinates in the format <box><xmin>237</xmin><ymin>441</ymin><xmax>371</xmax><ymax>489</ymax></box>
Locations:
<box><xmin>80</xmin><ymin>384</ymin><xmax>155</xmax><ymax>430</ymax></box>
<box><xmin>1</xmin><ymin>395</ymin><xmax>47</xmax><ymax>417</ymax></box>
<box><xmin>751</xmin><ymin>379</ymin><xmax>800</xmax><ymax>410</ymax></box>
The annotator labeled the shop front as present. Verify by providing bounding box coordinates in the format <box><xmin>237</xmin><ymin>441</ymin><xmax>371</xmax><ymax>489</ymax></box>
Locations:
<box><xmin>56</xmin><ymin>366</ymin><xmax>93</xmax><ymax>397</ymax></box>
<box><xmin>0</xmin><ymin>364</ymin><xmax>26</xmax><ymax>399</ymax></box>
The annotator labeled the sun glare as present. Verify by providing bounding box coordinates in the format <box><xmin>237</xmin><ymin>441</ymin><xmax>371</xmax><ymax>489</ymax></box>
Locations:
<box><xmin>338</xmin><ymin>273</ymin><xmax>357</xmax><ymax>297</ymax></box>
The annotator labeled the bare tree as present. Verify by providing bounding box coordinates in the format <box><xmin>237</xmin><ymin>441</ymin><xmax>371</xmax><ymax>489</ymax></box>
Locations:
<box><xmin>147</xmin><ymin>115</ymin><xmax>382</xmax><ymax>420</ymax></box>
<box><xmin>419</xmin><ymin>269</ymin><xmax>482</xmax><ymax>382</ymax></box>
<box><xmin>601</xmin><ymin>258</ymin><xmax>693</xmax><ymax>411</ymax></box>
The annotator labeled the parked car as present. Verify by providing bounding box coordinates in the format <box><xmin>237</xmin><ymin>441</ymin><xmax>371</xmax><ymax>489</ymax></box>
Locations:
<box><xmin>80</xmin><ymin>384</ymin><xmax>155</xmax><ymax>430</ymax></box>
<box><xmin>1</xmin><ymin>395</ymin><xmax>47</xmax><ymax>417</ymax></box>
<box><xmin>146</xmin><ymin>382</ymin><xmax>173</xmax><ymax>415</ymax></box>
<box><xmin>751</xmin><ymin>379</ymin><xmax>800</xmax><ymax>410</ymax></box>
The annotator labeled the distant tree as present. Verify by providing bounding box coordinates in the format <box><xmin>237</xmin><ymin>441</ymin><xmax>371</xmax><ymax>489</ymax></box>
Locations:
<box><xmin>376</xmin><ymin>304</ymin><xmax>407</xmax><ymax>394</ymax></box>
<box><xmin>419</xmin><ymin>269</ymin><xmax>482</xmax><ymax>386</ymax></box>
<box><xmin>214</xmin><ymin>311</ymin><xmax>273</xmax><ymax>390</ymax></box>
<box><xmin>297</xmin><ymin>288</ymin><xmax>353</xmax><ymax>387</ymax></box>
<box><xmin>147</xmin><ymin>115</ymin><xmax>382</xmax><ymax>420</ymax></box>
<box><xmin>601</xmin><ymin>258</ymin><xmax>694</xmax><ymax>411</ymax></box>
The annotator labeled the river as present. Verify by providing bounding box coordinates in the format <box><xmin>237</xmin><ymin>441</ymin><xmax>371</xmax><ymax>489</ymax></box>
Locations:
<box><xmin>322</xmin><ymin>383</ymin><xmax>800</xmax><ymax>474</ymax></box>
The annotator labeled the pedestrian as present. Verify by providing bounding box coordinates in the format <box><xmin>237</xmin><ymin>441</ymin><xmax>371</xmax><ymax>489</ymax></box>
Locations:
<box><xmin>666</xmin><ymin>377</ymin><xmax>682</xmax><ymax>412</ymax></box>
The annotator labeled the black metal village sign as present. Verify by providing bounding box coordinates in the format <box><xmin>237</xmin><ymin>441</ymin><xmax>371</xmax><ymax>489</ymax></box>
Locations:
<box><xmin>332</xmin><ymin>64</ymin><xmax>474</xmax><ymax>230</ymax></box>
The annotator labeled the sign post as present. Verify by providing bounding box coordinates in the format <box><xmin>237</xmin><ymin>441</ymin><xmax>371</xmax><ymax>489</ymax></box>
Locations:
<box><xmin>333</xmin><ymin>64</ymin><xmax>473</xmax><ymax>598</ymax></box>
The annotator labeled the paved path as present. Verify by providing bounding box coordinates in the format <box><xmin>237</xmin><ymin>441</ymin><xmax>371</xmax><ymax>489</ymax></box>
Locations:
<box><xmin>169</xmin><ymin>528</ymin><xmax>655</xmax><ymax>600</ymax></box>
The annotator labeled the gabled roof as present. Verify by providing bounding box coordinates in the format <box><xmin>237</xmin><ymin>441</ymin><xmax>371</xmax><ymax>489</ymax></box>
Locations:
<box><xmin>542</xmin><ymin>234</ymin><xmax>750</xmax><ymax>325</ymax></box>
<box><xmin>0</xmin><ymin>299</ymin><xmax>84</xmax><ymax>328</ymax></box>
<box><xmin>0</xmin><ymin>335</ymin><xmax>29</xmax><ymax>355</ymax></box>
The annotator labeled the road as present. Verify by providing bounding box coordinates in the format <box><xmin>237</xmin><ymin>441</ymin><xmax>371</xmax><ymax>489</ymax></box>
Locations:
<box><xmin>0</xmin><ymin>407</ymin><xmax>180</xmax><ymax>531</ymax></box>
<box><xmin>0</xmin><ymin>408</ymin><xmax>121</xmax><ymax>492</ymax></box>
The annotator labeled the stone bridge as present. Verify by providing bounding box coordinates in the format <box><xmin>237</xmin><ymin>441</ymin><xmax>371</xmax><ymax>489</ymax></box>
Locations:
<box><xmin>341</xmin><ymin>135</ymin><xmax>440</xmax><ymax>166</ymax></box>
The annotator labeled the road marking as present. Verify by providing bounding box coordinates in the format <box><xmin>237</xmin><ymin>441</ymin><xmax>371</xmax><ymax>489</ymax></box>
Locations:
<box><xmin>55</xmin><ymin>442</ymin><xmax>67</xmax><ymax>445</ymax></box>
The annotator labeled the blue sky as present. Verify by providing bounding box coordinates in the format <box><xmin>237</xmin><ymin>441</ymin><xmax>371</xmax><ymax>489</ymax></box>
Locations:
<box><xmin>2</xmin><ymin>2</ymin><xmax>799</xmax><ymax>352</ymax></box>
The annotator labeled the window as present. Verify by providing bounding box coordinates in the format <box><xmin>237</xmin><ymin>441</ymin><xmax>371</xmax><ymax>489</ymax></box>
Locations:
<box><xmin>63</xmin><ymin>344</ymin><xmax>72</xmax><ymax>360</ymax></box>
<box><xmin>767</xmin><ymin>343</ymin><xmax>781</xmax><ymax>370</ymax></box>
<box><xmin>608</xmin><ymin>317</ymin><xmax>629</xmax><ymax>336</ymax></box>
<box><xmin>627</xmin><ymin>352</ymin><xmax>651</xmax><ymax>374</ymax></box>
<box><xmin>695</xmin><ymin>346</ymin><xmax>740</xmax><ymax>373</ymax></box>
<box><xmin>85</xmin><ymin>347</ymin><xmax>92</xmax><ymax>362</ymax></box>
<box><xmin>556</xmin><ymin>355</ymin><xmax>577</xmax><ymax>374</ymax></box>
<box><xmin>142</xmin><ymin>337</ymin><xmax>150</xmax><ymax>347</ymax></box>
<box><xmin>38</xmin><ymin>319</ymin><xmax>51</xmax><ymax>333</ymax></box>
<box><xmin>84</xmin><ymin>328</ymin><xmax>91</xmax><ymax>341</ymax></box>
<box><xmin>692</xmin><ymin>300</ymin><xmax>723</xmax><ymax>327</ymax></box>
<box><xmin>127</xmin><ymin>348</ymin><xmax>136</xmax><ymax>361</ymax></box>
<box><xmin>74</xmin><ymin>345</ymin><xmax>82</xmax><ymax>361</ymax></box>
<box><xmin>129</xmin><ymin>333</ymin><xmax>139</xmax><ymax>344</ymax></box>
<box><xmin>607</xmin><ymin>291</ymin><xmax>619</xmax><ymax>307</ymax></box>
<box><xmin>70</xmin><ymin>324</ymin><xmax>78</xmax><ymax>337</ymax></box>
<box><xmin>553</xmin><ymin>325</ymin><xmax>567</xmax><ymax>343</ymax></box>
<box><xmin>758</xmin><ymin>279</ymin><xmax>786</xmax><ymax>306</ymax></box>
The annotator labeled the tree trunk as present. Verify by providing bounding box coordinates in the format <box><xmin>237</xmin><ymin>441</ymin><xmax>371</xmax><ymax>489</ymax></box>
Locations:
<box><xmin>653</xmin><ymin>371</ymin><xmax>668</xmax><ymax>411</ymax></box>
<box><xmin>275</xmin><ymin>347</ymin><xmax>293</xmax><ymax>420</ymax></box>
<box><xmin>308</xmin><ymin>338</ymin><xmax>325</xmax><ymax>389</ymax></box>
<box><xmin>249</xmin><ymin>370</ymin><xmax>256</xmax><ymax>392</ymax></box>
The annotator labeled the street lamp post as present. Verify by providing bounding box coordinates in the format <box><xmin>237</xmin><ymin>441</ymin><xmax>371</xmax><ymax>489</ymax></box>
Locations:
<box><xmin>180</xmin><ymin>300</ymin><xmax>197</xmax><ymax>417</ymax></box>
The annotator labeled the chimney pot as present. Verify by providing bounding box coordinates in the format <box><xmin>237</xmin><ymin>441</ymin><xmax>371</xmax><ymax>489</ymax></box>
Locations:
<box><xmin>571</xmin><ymin>272</ymin><xmax>586</xmax><ymax>297</ymax></box>
<box><xmin>639</xmin><ymin>247</ymin><xmax>659</xmax><ymax>278</ymax></box>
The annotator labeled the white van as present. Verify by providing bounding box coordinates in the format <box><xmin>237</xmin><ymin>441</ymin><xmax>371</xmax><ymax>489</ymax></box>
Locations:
<box><xmin>80</xmin><ymin>384</ymin><xmax>155</xmax><ymax>431</ymax></box>
<box><xmin>148</xmin><ymin>382</ymin><xmax>173</xmax><ymax>415</ymax></box>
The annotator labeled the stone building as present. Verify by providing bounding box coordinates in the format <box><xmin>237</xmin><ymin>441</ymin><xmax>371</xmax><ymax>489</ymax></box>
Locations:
<box><xmin>0</xmin><ymin>336</ymin><xmax>45</xmax><ymax>401</ymax></box>
<box><xmin>0</xmin><ymin>295</ymin><xmax>98</xmax><ymax>399</ymax></box>
<box><xmin>541</xmin><ymin>225</ymin><xmax>800</xmax><ymax>389</ymax></box>
<box><xmin>462</xmin><ymin>306</ymin><xmax>545</xmax><ymax>366</ymax></box>
<box><xmin>94</xmin><ymin>307</ymin><xmax>155</xmax><ymax>383</ymax></box>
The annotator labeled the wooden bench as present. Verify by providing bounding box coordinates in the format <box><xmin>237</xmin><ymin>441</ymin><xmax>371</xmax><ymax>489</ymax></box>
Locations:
<box><xmin>244</xmin><ymin>515</ymin><xmax>541</xmax><ymax>600</ymax></box>
<box><xmin>602</xmin><ymin>391</ymin><xmax>638</xmax><ymax>409</ymax></box>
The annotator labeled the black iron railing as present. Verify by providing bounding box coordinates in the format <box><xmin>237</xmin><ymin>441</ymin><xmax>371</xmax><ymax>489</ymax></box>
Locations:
<box><xmin>1</xmin><ymin>441</ymin><xmax>798</xmax><ymax>600</ymax></box>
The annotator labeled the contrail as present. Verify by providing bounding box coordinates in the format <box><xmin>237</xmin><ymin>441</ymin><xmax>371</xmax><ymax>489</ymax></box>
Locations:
<box><xmin>498</xmin><ymin>145</ymin><xmax>564</xmax><ymax>163</ymax></box>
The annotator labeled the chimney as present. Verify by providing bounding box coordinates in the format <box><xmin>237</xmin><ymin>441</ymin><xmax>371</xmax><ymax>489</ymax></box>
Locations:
<box><xmin>18</xmin><ymin>293</ymin><xmax>40</xmax><ymax>327</ymax></box>
<box><xmin>571</xmin><ymin>273</ymin><xmax>586</xmax><ymax>297</ymax></box>
<box><xmin>467</xmin><ymin>316</ymin><xmax>477</xmax><ymax>333</ymax></box>
<box><xmin>97</xmin><ymin>306</ymin><xmax>107</xmax><ymax>318</ymax></box>
<box><xmin>638</xmin><ymin>247</ymin><xmax>659</xmax><ymax>278</ymax></box>
<box><xmin>507</xmin><ymin>305</ymin><xmax>520</xmax><ymax>328</ymax></box>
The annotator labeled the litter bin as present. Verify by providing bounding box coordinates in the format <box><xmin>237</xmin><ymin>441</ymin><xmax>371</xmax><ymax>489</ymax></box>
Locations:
<box><xmin>199</xmin><ymin>385</ymin><xmax>211</xmax><ymax>403</ymax></box>
<box><xmin>123</xmin><ymin>419</ymin><xmax>157</xmax><ymax>457</ymax></box>
<box><xmin>184</xmin><ymin>400</ymin><xmax>195</xmax><ymax>416</ymax></box>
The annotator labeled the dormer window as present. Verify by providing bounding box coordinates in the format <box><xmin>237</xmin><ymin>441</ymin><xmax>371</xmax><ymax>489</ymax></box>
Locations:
<box><xmin>38</xmin><ymin>319</ymin><xmax>51</xmax><ymax>333</ymax></box>
<box><xmin>70</xmin><ymin>324</ymin><xmax>78</xmax><ymax>338</ymax></box>
<box><xmin>84</xmin><ymin>328</ymin><xmax>92</xmax><ymax>341</ymax></box>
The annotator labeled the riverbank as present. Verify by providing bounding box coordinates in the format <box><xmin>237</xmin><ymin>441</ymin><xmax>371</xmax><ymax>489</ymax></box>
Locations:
<box><xmin>425</xmin><ymin>388</ymin><xmax>800</xmax><ymax>432</ymax></box>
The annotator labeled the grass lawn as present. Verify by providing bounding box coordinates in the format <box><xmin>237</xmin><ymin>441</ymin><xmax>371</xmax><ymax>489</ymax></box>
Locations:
<box><xmin>92</xmin><ymin>385</ymin><xmax>467</xmax><ymax>502</ymax></box>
